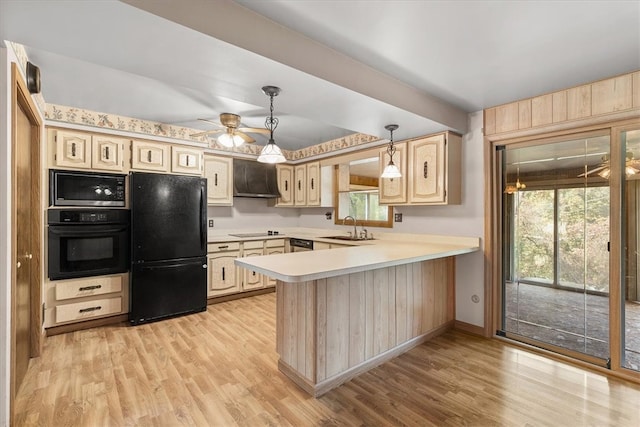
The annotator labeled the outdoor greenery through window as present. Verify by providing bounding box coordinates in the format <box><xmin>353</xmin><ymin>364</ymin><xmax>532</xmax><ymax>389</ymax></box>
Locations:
<box><xmin>513</xmin><ymin>187</ymin><xmax>610</xmax><ymax>292</ymax></box>
<box><xmin>348</xmin><ymin>190</ymin><xmax>388</xmax><ymax>222</ymax></box>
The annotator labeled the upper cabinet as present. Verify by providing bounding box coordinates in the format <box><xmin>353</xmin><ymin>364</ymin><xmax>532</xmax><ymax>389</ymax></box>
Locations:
<box><xmin>204</xmin><ymin>155</ymin><xmax>233</xmax><ymax>206</ymax></box>
<box><xmin>53</xmin><ymin>130</ymin><xmax>126</xmax><ymax>172</ymax></box>
<box><xmin>171</xmin><ymin>146</ymin><xmax>203</xmax><ymax>176</ymax></box>
<box><xmin>130</xmin><ymin>140</ymin><xmax>170</xmax><ymax>173</ymax></box>
<box><xmin>276</xmin><ymin>161</ymin><xmax>331</xmax><ymax>207</ymax></box>
<box><xmin>276</xmin><ymin>165</ymin><xmax>294</xmax><ymax>206</ymax></box>
<box><xmin>380</xmin><ymin>131</ymin><xmax>461</xmax><ymax>206</ymax></box>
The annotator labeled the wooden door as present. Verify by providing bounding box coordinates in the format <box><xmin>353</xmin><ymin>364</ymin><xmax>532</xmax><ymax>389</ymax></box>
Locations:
<box><xmin>241</xmin><ymin>249</ymin><xmax>264</xmax><ymax>290</ymax></box>
<box><xmin>11</xmin><ymin>63</ymin><xmax>43</xmax><ymax>420</ymax></box>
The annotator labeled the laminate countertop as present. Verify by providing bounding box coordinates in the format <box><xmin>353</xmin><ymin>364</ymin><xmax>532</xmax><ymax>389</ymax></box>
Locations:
<box><xmin>234</xmin><ymin>237</ymin><xmax>479</xmax><ymax>283</ymax></box>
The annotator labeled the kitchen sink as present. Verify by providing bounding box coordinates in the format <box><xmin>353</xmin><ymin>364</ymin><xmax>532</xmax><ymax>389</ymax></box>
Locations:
<box><xmin>323</xmin><ymin>235</ymin><xmax>374</xmax><ymax>241</ymax></box>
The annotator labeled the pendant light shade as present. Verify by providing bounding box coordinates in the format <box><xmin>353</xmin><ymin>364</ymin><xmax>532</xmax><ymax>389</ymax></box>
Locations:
<box><xmin>258</xmin><ymin>85</ymin><xmax>286</xmax><ymax>164</ymax></box>
<box><xmin>381</xmin><ymin>124</ymin><xmax>401</xmax><ymax>178</ymax></box>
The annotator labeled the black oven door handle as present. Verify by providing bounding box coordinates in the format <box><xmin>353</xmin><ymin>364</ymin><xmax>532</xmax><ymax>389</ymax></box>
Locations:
<box><xmin>49</xmin><ymin>226</ymin><xmax>128</xmax><ymax>236</ymax></box>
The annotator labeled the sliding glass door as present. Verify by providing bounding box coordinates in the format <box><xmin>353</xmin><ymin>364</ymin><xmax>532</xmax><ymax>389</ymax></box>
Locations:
<box><xmin>500</xmin><ymin>132</ymin><xmax>611</xmax><ymax>363</ymax></box>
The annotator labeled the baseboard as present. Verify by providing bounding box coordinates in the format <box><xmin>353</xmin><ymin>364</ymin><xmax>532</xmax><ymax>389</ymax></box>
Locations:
<box><xmin>46</xmin><ymin>314</ymin><xmax>128</xmax><ymax>336</ymax></box>
<box><xmin>454</xmin><ymin>320</ymin><xmax>485</xmax><ymax>336</ymax></box>
<box><xmin>207</xmin><ymin>287</ymin><xmax>275</xmax><ymax>305</ymax></box>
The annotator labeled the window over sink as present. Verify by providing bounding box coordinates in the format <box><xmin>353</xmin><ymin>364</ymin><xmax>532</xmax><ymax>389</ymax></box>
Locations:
<box><xmin>334</xmin><ymin>157</ymin><xmax>393</xmax><ymax>228</ymax></box>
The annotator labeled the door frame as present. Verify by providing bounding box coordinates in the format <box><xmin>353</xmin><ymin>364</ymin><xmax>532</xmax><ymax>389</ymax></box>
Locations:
<box><xmin>10</xmin><ymin>62</ymin><xmax>43</xmax><ymax>419</ymax></box>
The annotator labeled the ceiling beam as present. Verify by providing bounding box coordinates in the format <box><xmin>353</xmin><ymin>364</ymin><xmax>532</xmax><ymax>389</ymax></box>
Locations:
<box><xmin>121</xmin><ymin>0</ymin><xmax>468</xmax><ymax>134</ymax></box>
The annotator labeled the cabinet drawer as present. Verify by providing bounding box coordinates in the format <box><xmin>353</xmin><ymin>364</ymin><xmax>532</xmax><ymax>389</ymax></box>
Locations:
<box><xmin>243</xmin><ymin>240</ymin><xmax>264</xmax><ymax>250</ymax></box>
<box><xmin>55</xmin><ymin>275</ymin><xmax>123</xmax><ymax>301</ymax></box>
<box><xmin>208</xmin><ymin>242</ymin><xmax>240</xmax><ymax>253</ymax></box>
<box><xmin>266</xmin><ymin>239</ymin><xmax>285</xmax><ymax>248</ymax></box>
<box><xmin>55</xmin><ymin>297</ymin><xmax>122</xmax><ymax>324</ymax></box>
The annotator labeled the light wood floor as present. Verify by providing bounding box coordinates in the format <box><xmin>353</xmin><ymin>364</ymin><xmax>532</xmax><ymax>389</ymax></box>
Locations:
<box><xmin>14</xmin><ymin>292</ymin><xmax>640</xmax><ymax>426</ymax></box>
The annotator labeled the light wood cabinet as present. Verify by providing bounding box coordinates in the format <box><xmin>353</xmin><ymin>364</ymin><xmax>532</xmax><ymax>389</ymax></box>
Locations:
<box><xmin>53</xmin><ymin>130</ymin><xmax>126</xmax><ymax>171</ymax></box>
<box><xmin>277</xmin><ymin>161</ymin><xmax>325</xmax><ymax>207</ymax></box>
<box><xmin>306</xmin><ymin>162</ymin><xmax>321</xmax><ymax>206</ymax></box>
<box><xmin>264</xmin><ymin>239</ymin><xmax>285</xmax><ymax>287</ymax></box>
<box><xmin>91</xmin><ymin>135</ymin><xmax>126</xmax><ymax>171</ymax></box>
<box><xmin>44</xmin><ymin>273</ymin><xmax>128</xmax><ymax>328</ymax></box>
<box><xmin>131</xmin><ymin>140</ymin><xmax>170</xmax><ymax>172</ymax></box>
<box><xmin>204</xmin><ymin>155</ymin><xmax>233</xmax><ymax>205</ymax></box>
<box><xmin>379</xmin><ymin>142</ymin><xmax>407</xmax><ymax>204</ymax></box>
<box><xmin>380</xmin><ymin>132</ymin><xmax>461</xmax><ymax>206</ymax></box>
<box><xmin>171</xmin><ymin>146</ymin><xmax>203</xmax><ymax>175</ymax></box>
<box><xmin>207</xmin><ymin>242</ymin><xmax>241</xmax><ymax>297</ymax></box>
<box><xmin>276</xmin><ymin>165</ymin><xmax>294</xmax><ymax>206</ymax></box>
<box><xmin>294</xmin><ymin>164</ymin><xmax>307</xmax><ymax>206</ymax></box>
<box><xmin>242</xmin><ymin>246</ymin><xmax>264</xmax><ymax>291</ymax></box>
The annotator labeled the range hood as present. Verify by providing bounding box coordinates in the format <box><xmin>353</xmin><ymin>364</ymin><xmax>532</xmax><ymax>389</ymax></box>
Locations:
<box><xmin>233</xmin><ymin>158</ymin><xmax>281</xmax><ymax>198</ymax></box>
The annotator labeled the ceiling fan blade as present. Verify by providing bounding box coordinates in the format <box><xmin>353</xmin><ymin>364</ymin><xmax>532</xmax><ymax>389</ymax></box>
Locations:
<box><xmin>190</xmin><ymin>128</ymin><xmax>223</xmax><ymax>138</ymax></box>
<box><xmin>578</xmin><ymin>165</ymin><xmax>607</xmax><ymax>177</ymax></box>
<box><xmin>236</xmin><ymin>131</ymin><xmax>256</xmax><ymax>143</ymax></box>
<box><xmin>197</xmin><ymin>118</ymin><xmax>224</xmax><ymax>127</ymax></box>
<box><xmin>237</xmin><ymin>127</ymin><xmax>270</xmax><ymax>135</ymax></box>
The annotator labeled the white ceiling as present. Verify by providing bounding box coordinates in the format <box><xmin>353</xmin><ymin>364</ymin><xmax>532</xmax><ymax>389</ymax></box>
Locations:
<box><xmin>1</xmin><ymin>0</ymin><xmax>638</xmax><ymax>152</ymax></box>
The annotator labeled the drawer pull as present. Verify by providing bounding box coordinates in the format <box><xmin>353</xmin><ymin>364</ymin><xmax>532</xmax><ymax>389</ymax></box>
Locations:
<box><xmin>214</xmin><ymin>173</ymin><xmax>218</xmax><ymax>186</ymax></box>
<box><xmin>423</xmin><ymin>161</ymin><xmax>428</xmax><ymax>179</ymax></box>
<box><xmin>218</xmin><ymin>245</ymin><xmax>229</xmax><ymax>249</ymax></box>
<box><xmin>79</xmin><ymin>306</ymin><xmax>102</xmax><ymax>313</ymax></box>
<box><xmin>79</xmin><ymin>285</ymin><xmax>102</xmax><ymax>292</ymax></box>
<box><xmin>71</xmin><ymin>142</ymin><xmax>76</xmax><ymax>157</ymax></box>
<box><xmin>105</xmin><ymin>146</ymin><xmax>110</xmax><ymax>160</ymax></box>
<box><xmin>147</xmin><ymin>150</ymin><xmax>152</xmax><ymax>163</ymax></box>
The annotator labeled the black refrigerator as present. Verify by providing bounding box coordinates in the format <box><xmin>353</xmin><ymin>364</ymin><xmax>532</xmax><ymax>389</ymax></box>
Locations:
<box><xmin>129</xmin><ymin>172</ymin><xmax>208</xmax><ymax>325</ymax></box>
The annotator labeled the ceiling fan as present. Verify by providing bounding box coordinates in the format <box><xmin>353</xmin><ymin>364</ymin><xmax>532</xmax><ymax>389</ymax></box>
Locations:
<box><xmin>578</xmin><ymin>153</ymin><xmax>640</xmax><ymax>179</ymax></box>
<box><xmin>190</xmin><ymin>113</ymin><xmax>269</xmax><ymax>147</ymax></box>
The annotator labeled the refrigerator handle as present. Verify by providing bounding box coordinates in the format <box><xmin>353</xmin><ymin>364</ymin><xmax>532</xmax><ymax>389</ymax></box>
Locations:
<box><xmin>200</xmin><ymin>184</ymin><xmax>206</xmax><ymax>251</ymax></box>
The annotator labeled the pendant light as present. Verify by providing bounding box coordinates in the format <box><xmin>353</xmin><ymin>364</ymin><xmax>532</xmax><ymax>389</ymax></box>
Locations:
<box><xmin>381</xmin><ymin>124</ymin><xmax>401</xmax><ymax>178</ymax></box>
<box><xmin>257</xmin><ymin>85</ymin><xmax>286</xmax><ymax>164</ymax></box>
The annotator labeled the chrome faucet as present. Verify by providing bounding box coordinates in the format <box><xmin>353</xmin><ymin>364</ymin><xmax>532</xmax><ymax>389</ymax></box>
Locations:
<box><xmin>343</xmin><ymin>215</ymin><xmax>357</xmax><ymax>239</ymax></box>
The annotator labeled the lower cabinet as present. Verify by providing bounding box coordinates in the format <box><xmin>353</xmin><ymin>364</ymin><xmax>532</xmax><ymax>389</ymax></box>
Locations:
<box><xmin>241</xmin><ymin>240</ymin><xmax>265</xmax><ymax>291</ymax></box>
<box><xmin>44</xmin><ymin>273</ymin><xmax>129</xmax><ymax>328</ymax></box>
<box><xmin>207</xmin><ymin>242</ymin><xmax>241</xmax><ymax>297</ymax></box>
<box><xmin>207</xmin><ymin>238</ymin><xmax>286</xmax><ymax>298</ymax></box>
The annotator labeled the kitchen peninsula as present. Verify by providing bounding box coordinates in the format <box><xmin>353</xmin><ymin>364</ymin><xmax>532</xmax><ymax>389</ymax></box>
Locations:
<box><xmin>235</xmin><ymin>233</ymin><xmax>479</xmax><ymax>396</ymax></box>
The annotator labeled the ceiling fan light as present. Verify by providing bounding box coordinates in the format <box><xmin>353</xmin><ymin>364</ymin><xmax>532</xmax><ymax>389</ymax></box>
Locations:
<box><xmin>258</xmin><ymin>140</ymin><xmax>286</xmax><ymax>164</ymax></box>
<box><xmin>217</xmin><ymin>133</ymin><xmax>235</xmax><ymax>148</ymax></box>
<box><xmin>381</xmin><ymin>161</ymin><xmax>402</xmax><ymax>178</ymax></box>
<box><xmin>232</xmin><ymin>134</ymin><xmax>244</xmax><ymax>147</ymax></box>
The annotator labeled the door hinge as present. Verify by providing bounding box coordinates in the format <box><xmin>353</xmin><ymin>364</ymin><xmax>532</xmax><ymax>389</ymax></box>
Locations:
<box><xmin>42</xmin><ymin>303</ymin><xmax>45</xmax><ymax>325</ymax></box>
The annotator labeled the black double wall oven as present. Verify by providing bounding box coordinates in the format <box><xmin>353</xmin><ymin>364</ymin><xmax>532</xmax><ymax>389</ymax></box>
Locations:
<box><xmin>47</xmin><ymin>170</ymin><xmax>130</xmax><ymax>281</ymax></box>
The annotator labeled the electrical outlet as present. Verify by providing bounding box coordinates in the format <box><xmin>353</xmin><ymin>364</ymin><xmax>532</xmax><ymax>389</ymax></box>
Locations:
<box><xmin>208</xmin><ymin>219</ymin><xmax>214</xmax><ymax>228</ymax></box>
<box><xmin>394</xmin><ymin>213</ymin><xmax>403</xmax><ymax>222</ymax></box>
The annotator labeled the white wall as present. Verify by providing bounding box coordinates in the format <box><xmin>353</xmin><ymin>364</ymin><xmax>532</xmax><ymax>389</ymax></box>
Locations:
<box><xmin>207</xmin><ymin>197</ymin><xmax>300</xmax><ymax>231</ymax></box>
<box><xmin>0</xmin><ymin>46</ymin><xmax>14</xmax><ymax>427</ymax></box>
<box><xmin>298</xmin><ymin>111</ymin><xmax>486</xmax><ymax>327</ymax></box>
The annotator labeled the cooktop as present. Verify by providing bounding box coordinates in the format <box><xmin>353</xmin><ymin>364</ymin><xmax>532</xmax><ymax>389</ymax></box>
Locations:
<box><xmin>228</xmin><ymin>232</ymin><xmax>283</xmax><ymax>238</ymax></box>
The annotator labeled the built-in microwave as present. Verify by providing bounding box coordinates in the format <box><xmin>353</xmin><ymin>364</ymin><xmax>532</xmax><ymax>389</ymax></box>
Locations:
<box><xmin>49</xmin><ymin>169</ymin><xmax>126</xmax><ymax>207</ymax></box>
